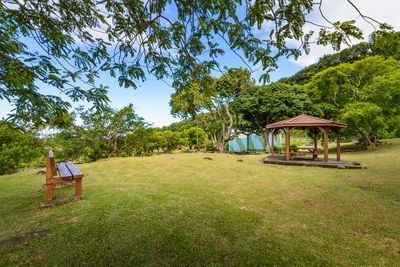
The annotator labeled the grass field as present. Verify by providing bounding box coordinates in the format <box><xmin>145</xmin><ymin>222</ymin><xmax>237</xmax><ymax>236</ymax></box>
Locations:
<box><xmin>0</xmin><ymin>139</ymin><xmax>399</xmax><ymax>266</ymax></box>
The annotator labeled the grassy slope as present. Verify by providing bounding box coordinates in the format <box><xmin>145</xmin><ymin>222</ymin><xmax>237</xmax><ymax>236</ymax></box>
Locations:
<box><xmin>0</xmin><ymin>140</ymin><xmax>399</xmax><ymax>266</ymax></box>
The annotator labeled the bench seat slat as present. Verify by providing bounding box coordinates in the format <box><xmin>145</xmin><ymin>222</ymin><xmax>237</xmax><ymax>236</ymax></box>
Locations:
<box><xmin>56</xmin><ymin>163</ymin><xmax>72</xmax><ymax>180</ymax></box>
<box><xmin>65</xmin><ymin>162</ymin><xmax>84</xmax><ymax>179</ymax></box>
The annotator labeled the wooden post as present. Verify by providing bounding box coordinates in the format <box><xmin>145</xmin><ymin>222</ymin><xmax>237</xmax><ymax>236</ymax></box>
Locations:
<box><xmin>271</xmin><ymin>129</ymin><xmax>275</xmax><ymax>156</ymax></box>
<box><xmin>313</xmin><ymin>129</ymin><xmax>318</xmax><ymax>161</ymax></box>
<box><xmin>336</xmin><ymin>128</ymin><xmax>341</xmax><ymax>161</ymax></box>
<box><xmin>323</xmin><ymin>127</ymin><xmax>329</xmax><ymax>162</ymax></box>
<box><xmin>45</xmin><ymin>152</ymin><xmax>53</xmax><ymax>201</ymax></box>
<box><xmin>285</xmin><ymin>127</ymin><xmax>290</xmax><ymax>160</ymax></box>
<box><xmin>75</xmin><ymin>179</ymin><xmax>82</xmax><ymax>196</ymax></box>
<box><xmin>313</xmin><ymin>131</ymin><xmax>318</xmax><ymax>150</ymax></box>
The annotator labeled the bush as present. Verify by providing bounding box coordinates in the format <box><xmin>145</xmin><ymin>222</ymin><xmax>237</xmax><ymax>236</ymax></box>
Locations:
<box><xmin>81</xmin><ymin>147</ymin><xmax>96</xmax><ymax>163</ymax></box>
<box><xmin>0</xmin><ymin>143</ymin><xmax>44</xmax><ymax>175</ymax></box>
<box><xmin>205</xmin><ymin>140</ymin><xmax>215</xmax><ymax>151</ymax></box>
<box><xmin>0</xmin><ymin>122</ymin><xmax>44</xmax><ymax>175</ymax></box>
<box><xmin>119</xmin><ymin>152</ymin><xmax>129</xmax><ymax>157</ymax></box>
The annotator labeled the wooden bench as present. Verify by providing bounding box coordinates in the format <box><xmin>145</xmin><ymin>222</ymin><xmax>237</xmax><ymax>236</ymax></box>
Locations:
<box><xmin>45</xmin><ymin>150</ymin><xmax>84</xmax><ymax>202</ymax></box>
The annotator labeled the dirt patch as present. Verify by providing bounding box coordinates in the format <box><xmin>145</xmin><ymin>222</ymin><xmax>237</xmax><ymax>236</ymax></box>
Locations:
<box><xmin>0</xmin><ymin>230</ymin><xmax>52</xmax><ymax>250</ymax></box>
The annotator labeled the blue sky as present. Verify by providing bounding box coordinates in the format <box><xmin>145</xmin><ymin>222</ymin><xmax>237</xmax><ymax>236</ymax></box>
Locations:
<box><xmin>1</xmin><ymin>0</ymin><xmax>399</xmax><ymax>127</ymax></box>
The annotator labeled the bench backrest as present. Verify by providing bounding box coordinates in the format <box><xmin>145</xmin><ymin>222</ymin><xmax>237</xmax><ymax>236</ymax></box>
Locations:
<box><xmin>46</xmin><ymin>151</ymin><xmax>58</xmax><ymax>178</ymax></box>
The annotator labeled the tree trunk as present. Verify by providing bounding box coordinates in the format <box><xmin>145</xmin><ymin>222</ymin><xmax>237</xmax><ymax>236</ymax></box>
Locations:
<box><xmin>360</xmin><ymin>132</ymin><xmax>372</xmax><ymax>147</ymax></box>
<box><xmin>213</xmin><ymin>137</ymin><xmax>225</xmax><ymax>152</ymax></box>
<box><xmin>263</xmin><ymin>131</ymin><xmax>271</xmax><ymax>153</ymax></box>
<box><xmin>214</xmin><ymin>142</ymin><xmax>224</xmax><ymax>152</ymax></box>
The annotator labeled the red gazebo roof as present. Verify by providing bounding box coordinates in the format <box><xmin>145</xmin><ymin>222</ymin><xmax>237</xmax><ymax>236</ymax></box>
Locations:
<box><xmin>266</xmin><ymin>114</ymin><xmax>347</xmax><ymax>129</ymax></box>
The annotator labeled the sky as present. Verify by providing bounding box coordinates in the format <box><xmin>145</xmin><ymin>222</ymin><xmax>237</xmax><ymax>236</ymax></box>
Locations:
<box><xmin>1</xmin><ymin>0</ymin><xmax>400</xmax><ymax>127</ymax></box>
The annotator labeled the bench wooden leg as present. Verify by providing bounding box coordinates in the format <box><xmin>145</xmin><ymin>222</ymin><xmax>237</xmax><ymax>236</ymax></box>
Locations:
<box><xmin>45</xmin><ymin>184</ymin><xmax>53</xmax><ymax>201</ymax></box>
<box><xmin>75</xmin><ymin>179</ymin><xmax>82</xmax><ymax>196</ymax></box>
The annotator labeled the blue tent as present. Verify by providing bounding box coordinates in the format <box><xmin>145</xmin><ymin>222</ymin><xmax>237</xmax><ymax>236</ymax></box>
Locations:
<box><xmin>228</xmin><ymin>133</ymin><xmax>281</xmax><ymax>152</ymax></box>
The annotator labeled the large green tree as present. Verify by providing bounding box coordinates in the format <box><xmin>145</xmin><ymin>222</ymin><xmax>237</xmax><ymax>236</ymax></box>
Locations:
<box><xmin>170</xmin><ymin>68</ymin><xmax>252</xmax><ymax>152</ymax></box>
<box><xmin>342</xmin><ymin>102</ymin><xmax>386</xmax><ymax>147</ymax></box>
<box><xmin>306</xmin><ymin>56</ymin><xmax>400</xmax><ymax>120</ymax></box>
<box><xmin>1</xmin><ymin>0</ymin><xmax>375</xmax><ymax>125</ymax></box>
<box><xmin>362</xmin><ymin>69</ymin><xmax>400</xmax><ymax>137</ymax></box>
<box><xmin>233</xmin><ymin>82</ymin><xmax>316</xmax><ymax>152</ymax></box>
<box><xmin>306</xmin><ymin>56</ymin><xmax>400</xmax><ymax>146</ymax></box>
<box><xmin>74</xmin><ymin>104</ymin><xmax>146</xmax><ymax>158</ymax></box>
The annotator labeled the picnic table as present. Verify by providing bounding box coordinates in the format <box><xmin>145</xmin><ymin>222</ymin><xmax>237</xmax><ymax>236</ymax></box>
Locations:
<box><xmin>290</xmin><ymin>146</ymin><xmax>318</xmax><ymax>161</ymax></box>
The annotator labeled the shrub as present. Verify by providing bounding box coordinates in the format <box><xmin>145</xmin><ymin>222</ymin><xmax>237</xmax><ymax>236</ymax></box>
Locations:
<box><xmin>81</xmin><ymin>147</ymin><xmax>96</xmax><ymax>163</ymax></box>
<box><xmin>205</xmin><ymin>140</ymin><xmax>215</xmax><ymax>151</ymax></box>
<box><xmin>0</xmin><ymin>121</ymin><xmax>44</xmax><ymax>175</ymax></box>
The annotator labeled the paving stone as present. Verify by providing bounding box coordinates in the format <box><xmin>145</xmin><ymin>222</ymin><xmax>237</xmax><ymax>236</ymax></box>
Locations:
<box><xmin>263</xmin><ymin>155</ymin><xmax>363</xmax><ymax>169</ymax></box>
<box><xmin>40</xmin><ymin>195</ymin><xmax>84</xmax><ymax>208</ymax></box>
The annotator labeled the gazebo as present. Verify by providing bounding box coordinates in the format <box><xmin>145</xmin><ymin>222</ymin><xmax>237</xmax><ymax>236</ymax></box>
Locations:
<box><xmin>266</xmin><ymin>115</ymin><xmax>347</xmax><ymax>162</ymax></box>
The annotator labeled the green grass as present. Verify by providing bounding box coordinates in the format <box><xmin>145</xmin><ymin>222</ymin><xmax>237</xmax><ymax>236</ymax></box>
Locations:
<box><xmin>1</xmin><ymin>139</ymin><xmax>399</xmax><ymax>266</ymax></box>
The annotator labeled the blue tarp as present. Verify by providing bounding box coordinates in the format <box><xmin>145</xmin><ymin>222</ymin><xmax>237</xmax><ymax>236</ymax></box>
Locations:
<box><xmin>228</xmin><ymin>133</ymin><xmax>281</xmax><ymax>152</ymax></box>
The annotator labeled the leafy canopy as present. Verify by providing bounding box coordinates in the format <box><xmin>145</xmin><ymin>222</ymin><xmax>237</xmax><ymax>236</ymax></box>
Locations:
<box><xmin>305</xmin><ymin>55</ymin><xmax>400</xmax><ymax>145</ymax></box>
<box><xmin>170</xmin><ymin>68</ymin><xmax>252</xmax><ymax>151</ymax></box>
<box><xmin>0</xmin><ymin>0</ymin><xmax>372</xmax><ymax>125</ymax></box>
<box><xmin>306</xmin><ymin>55</ymin><xmax>400</xmax><ymax>119</ymax></box>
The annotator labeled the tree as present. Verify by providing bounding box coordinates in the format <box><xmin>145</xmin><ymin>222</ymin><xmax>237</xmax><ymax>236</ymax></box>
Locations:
<box><xmin>182</xmin><ymin>127</ymin><xmax>206</xmax><ymax>150</ymax></box>
<box><xmin>305</xmin><ymin>56</ymin><xmax>400</xmax><ymax>146</ymax></box>
<box><xmin>159</xmin><ymin>130</ymin><xmax>179</xmax><ymax>152</ymax></box>
<box><xmin>280</xmin><ymin>42</ymin><xmax>371</xmax><ymax>85</ymax></box>
<box><xmin>75</xmin><ymin>104</ymin><xmax>145</xmax><ymax>158</ymax></box>
<box><xmin>306</xmin><ymin>56</ymin><xmax>400</xmax><ymax>120</ymax></box>
<box><xmin>1</xmin><ymin>0</ymin><xmax>375</xmax><ymax>125</ymax></box>
<box><xmin>342</xmin><ymin>102</ymin><xmax>386</xmax><ymax>147</ymax></box>
<box><xmin>0</xmin><ymin>121</ymin><xmax>43</xmax><ymax>174</ymax></box>
<box><xmin>125</xmin><ymin>128</ymin><xmax>160</xmax><ymax>156</ymax></box>
<box><xmin>233</xmin><ymin>82</ymin><xmax>316</xmax><ymax>152</ymax></box>
<box><xmin>161</xmin><ymin>117</ymin><xmax>205</xmax><ymax>132</ymax></box>
<box><xmin>370</xmin><ymin>29</ymin><xmax>400</xmax><ymax>60</ymax></box>
<box><xmin>170</xmin><ymin>68</ymin><xmax>252</xmax><ymax>152</ymax></box>
<box><xmin>280</xmin><ymin>29</ymin><xmax>400</xmax><ymax>86</ymax></box>
<box><xmin>362</xmin><ymin>69</ymin><xmax>400</xmax><ymax>137</ymax></box>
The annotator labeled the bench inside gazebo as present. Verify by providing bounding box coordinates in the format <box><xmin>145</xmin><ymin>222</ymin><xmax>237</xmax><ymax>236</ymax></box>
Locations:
<box><xmin>263</xmin><ymin>115</ymin><xmax>363</xmax><ymax>169</ymax></box>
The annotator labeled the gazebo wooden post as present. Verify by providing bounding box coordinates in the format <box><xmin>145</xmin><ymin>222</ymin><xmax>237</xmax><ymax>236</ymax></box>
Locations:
<box><xmin>323</xmin><ymin>127</ymin><xmax>329</xmax><ymax>162</ymax></box>
<box><xmin>271</xmin><ymin>129</ymin><xmax>275</xmax><ymax>156</ymax></box>
<box><xmin>284</xmin><ymin>127</ymin><xmax>291</xmax><ymax>160</ymax></box>
<box><xmin>313</xmin><ymin>130</ymin><xmax>318</xmax><ymax>152</ymax></box>
<box><xmin>317</xmin><ymin>127</ymin><xmax>329</xmax><ymax>162</ymax></box>
<box><xmin>309</xmin><ymin>128</ymin><xmax>319</xmax><ymax>161</ymax></box>
<box><xmin>333</xmin><ymin>127</ymin><xmax>341</xmax><ymax>161</ymax></box>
